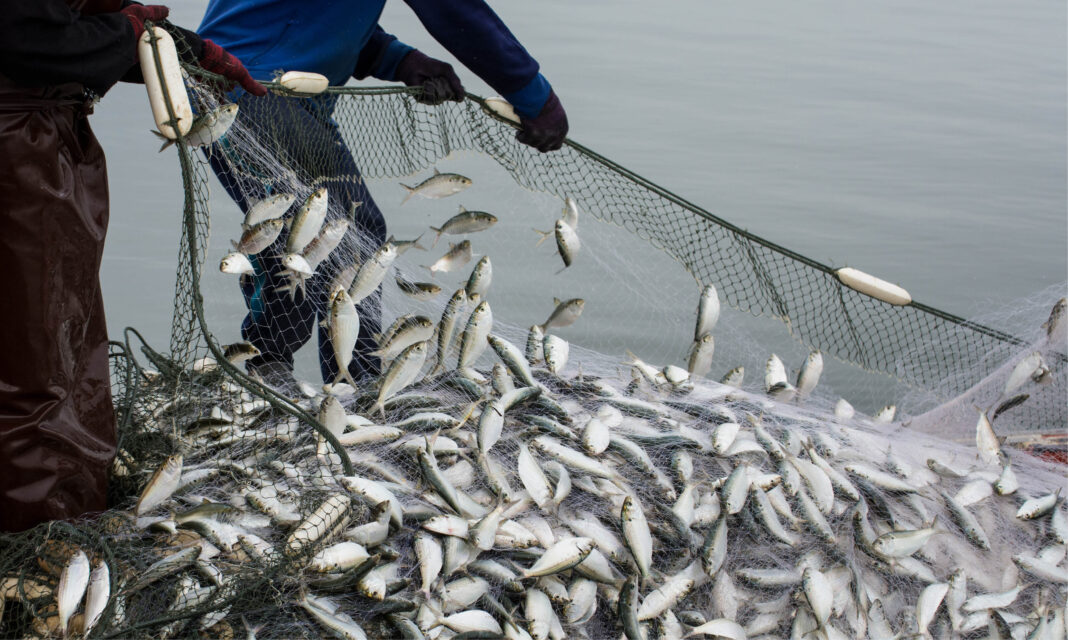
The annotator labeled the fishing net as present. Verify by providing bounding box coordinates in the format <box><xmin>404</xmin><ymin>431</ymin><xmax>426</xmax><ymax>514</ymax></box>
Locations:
<box><xmin>1</xmin><ymin>26</ymin><xmax>1066</xmax><ymax>640</ymax></box>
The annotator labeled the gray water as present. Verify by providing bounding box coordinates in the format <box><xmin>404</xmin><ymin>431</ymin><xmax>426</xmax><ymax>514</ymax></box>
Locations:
<box><xmin>94</xmin><ymin>0</ymin><xmax>1066</xmax><ymax>411</ymax></box>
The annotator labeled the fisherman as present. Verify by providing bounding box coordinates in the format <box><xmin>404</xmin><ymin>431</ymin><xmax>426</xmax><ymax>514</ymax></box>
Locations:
<box><xmin>0</xmin><ymin>1</ymin><xmax>263</xmax><ymax>532</ymax></box>
<box><xmin>199</xmin><ymin>1</ymin><xmax>570</xmax><ymax>389</ymax></box>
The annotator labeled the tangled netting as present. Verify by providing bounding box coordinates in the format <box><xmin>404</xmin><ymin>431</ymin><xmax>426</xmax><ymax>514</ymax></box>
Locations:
<box><xmin>1</xmin><ymin>32</ymin><xmax>1065</xmax><ymax>640</ymax></box>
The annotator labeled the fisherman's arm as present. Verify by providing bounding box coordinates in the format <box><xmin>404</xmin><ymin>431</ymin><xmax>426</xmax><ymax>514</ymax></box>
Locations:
<box><xmin>403</xmin><ymin>0</ymin><xmax>568</xmax><ymax>151</ymax></box>
<box><xmin>358</xmin><ymin>1</ymin><xmax>568</xmax><ymax>152</ymax></box>
<box><xmin>0</xmin><ymin>0</ymin><xmax>147</xmax><ymax>94</ymax></box>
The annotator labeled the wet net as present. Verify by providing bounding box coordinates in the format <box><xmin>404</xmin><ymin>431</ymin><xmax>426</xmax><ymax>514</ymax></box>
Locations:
<box><xmin>1</xmin><ymin>27</ymin><xmax>1066</xmax><ymax>640</ymax></box>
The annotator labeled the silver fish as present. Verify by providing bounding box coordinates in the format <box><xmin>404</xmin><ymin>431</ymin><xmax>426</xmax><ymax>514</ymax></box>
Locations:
<box><xmin>430</xmin><ymin>206</ymin><xmax>498</xmax><ymax>246</ymax></box>
<box><xmin>394</xmin><ymin>274</ymin><xmax>442</xmax><ymax>301</ymax></box>
<box><xmin>433</xmin><ymin>288</ymin><xmax>468</xmax><ymax>375</ymax></box>
<box><xmin>373</xmin><ymin>341</ymin><xmax>428</xmax><ymax>416</ymax></box>
<box><xmin>83</xmin><ymin>559</ymin><xmax>110</xmax><ymax>638</ymax></box>
<box><xmin>538</xmin><ymin>297</ymin><xmax>585</xmax><ymax>332</ymax></box>
<box><xmin>374</xmin><ymin>315</ymin><xmax>434</xmax><ymax>361</ymax></box>
<box><xmin>286</xmin><ymin>187</ymin><xmax>329</xmax><ymax>255</ymax></box>
<box><xmin>426</xmin><ymin>240</ymin><xmax>473</xmax><ymax>276</ymax></box>
<box><xmin>154</xmin><ymin>103</ymin><xmax>238</xmax><ymax>151</ymax></box>
<box><xmin>386</xmin><ymin>232</ymin><xmax>426</xmax><ymax>254</ymax></box>
<box><xmin>465</xmin><ymin>256</ymin><xmax>493</xmax><ymax>300</ymax></box>
<box><xmin>551</xmin><ymin>219</ymin><xmax>581</xmax><ymax>270</ymax></box>
<box><xmin>136</xmin><ymin>454</ymin><xmax>183</xmax><ymax>515</ymax></box>
<box><xmin>796</xmin><ymin>350</ymin><xmax>823</xmax><ymax>399</ymax></box>
<box><xmin>243</xmin><ymin>192</ymin><xmax>296</xmax><ymax>229</ymax></box>
<box><xmin>302</xmin><ymin>218</ymin><xmax>348</xmax><ymax>269</ymax></box>
<box><xmin>720</xmin><ymin>366</ymin><xmax>744</xmax><ymax>387</ymax></box>
<box><xmin>543</xmin><ymin>334</ymin><xmax>569</xmax><ymax>375</ymax></box>
<box><xmin>458</xmin><ymin>301</ymin><xmax>493</xmax><ymax>371</ymax></box>
<box><xmin>687</xmin><ymin>332</ymin><xmax>715</xmax><ymax>377</ymax></box>
<box><xmin>562</xmin><ymin>197</ymin><xmax>580</xmax><ymax>229</ymax></box>
<box><xmin>233</xmin><ymin>218</ymin><xmax>284</xmax><ymax>255</ymax></box>
<box><xmin>400</xmin><ymin>168</ymin><xmax>472</xmax><ymax>205</ymax></box>
<box><xmin>695</xmin><ymin>283</ymin><xmax>720</xmax><ymax>339</ymax></box>
<box><xmin>328</xmin><ymin>287</ymin><xmax>360</xmax><ymax>388</ymax></box>
<box><xmin>57</xmin><ymin>550</ymin><xmax>91</xmax><ymax>636</ymax></box>
<box><xmin>526</xmin><ymin>325</ymin><xmax>546</xmax><ymax>364</ymax></box>
<box><xmin>219</xmin><ymin>251</ymin><xmax>254</xmax><ymax>275</ymax></box>
<box><xmin>349</xmin><ymin>241</ymin><xmax>398</xmax><ymax>303</ymax></box>
<box><xmin>1043</xmin><ymin>297</ymin><xmax>1066</xmax><ymax>344</ymax></box>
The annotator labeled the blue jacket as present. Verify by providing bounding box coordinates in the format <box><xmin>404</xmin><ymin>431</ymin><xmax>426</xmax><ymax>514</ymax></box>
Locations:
<box><xmin>198</xmin><ymin>0</ymin><xmax>551</xmax><ymax>118</ymax></box>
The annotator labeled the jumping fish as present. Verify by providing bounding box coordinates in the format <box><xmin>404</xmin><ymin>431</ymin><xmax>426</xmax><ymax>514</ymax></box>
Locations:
<box><xmin>430</xmin><ymin>206</ymin><xmax>498</xmax><ymax>247</ymax></box>
<box><xmin>426</xmin><ymin>240</ymin><xmax>473</xmax><ymax>276</ymax></box>
<box><xmin>400</xmin><ymin>168</ymin><xmax>472</xmax><ymax>205</ymax></box>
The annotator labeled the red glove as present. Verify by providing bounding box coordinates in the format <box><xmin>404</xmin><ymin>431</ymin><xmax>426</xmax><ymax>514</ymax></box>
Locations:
<box><xmin>199</xmin><ymin>39</ymin><xmax>267</xmax><ymax>96</ymax></box>
<box><xmin>120</xmin><ymin>4</ymin><xmax>169</xmax><ymax>41</ymax></box>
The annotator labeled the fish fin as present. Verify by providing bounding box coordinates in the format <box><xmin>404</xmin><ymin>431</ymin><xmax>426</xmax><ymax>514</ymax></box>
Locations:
<box><xmin>411</xmin><ymin>232</ymin><xmax>427</xmax><ymax>252</ymax></box>
<box><xmin>386</xmin><ymin>234</ymin><xmax>395</xmax><ymax>244</ymax></box>
<box><xmin>151</xmin><ymin>130</ymin><xmax>175</xmax><ymax>152</ymax></box>
<box><xmin>400</xmin><ymin>184</ymin><xmax>415</xmax><ymax>205</ymax></box>
<box><xmin>429</xmin><ymin>227</ymin><xmax>443</xmax><ymax>248</ymax></box>
<box><xmin>458</xmin><ymin>204</ymin><xmax>466</xmax><ymax>213</ymax></box>
<box><xmin>532</xmin><ymin>227</ymin><xmax>553</xmax><ymax>247</ymax></box>
<box><xmin>553</xmin><ymin>297</ymin><xmax>562</xmax><ymax>306</ymax></box>
<box><xmin>433</xmin><ymin>168</ymin><xmax>440</xmax><ymax>175</ymax></box>
<box><xmin>422</xmin><ymin>265</ymin><xmax>436</xmax><ymax>278</ymax></box>
<box><xmin>231</xmin><ymin>240</ymin><xmax>239</xmax><ymax>251</ymax></box>
<box><xmin>554</xmin><ymin>264</ymin><xmax>568</xmax><ymax>276</ymax></box>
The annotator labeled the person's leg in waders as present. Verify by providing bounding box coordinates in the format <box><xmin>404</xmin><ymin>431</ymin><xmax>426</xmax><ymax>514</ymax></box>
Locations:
<box><xmin>206</xmin><ymin>91</ymin><xmax>386</xmax><ymax>388</ymax></box>
<box><xmin>0</xmin><ymin>84</ymin><xmax>115</xmax><ymax>532</ymax></box>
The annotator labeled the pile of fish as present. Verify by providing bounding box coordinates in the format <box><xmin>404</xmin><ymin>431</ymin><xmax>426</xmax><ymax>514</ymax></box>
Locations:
<box><xmin>6</xmin><ymin>135</ymin><xmax>1067</xmax><ymax>639</ymax></box>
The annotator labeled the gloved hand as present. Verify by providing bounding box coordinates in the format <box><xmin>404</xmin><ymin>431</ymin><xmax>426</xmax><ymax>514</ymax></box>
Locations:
<box><xmin>394</xmin><ymin>50</ymin><xmax>464</xmax><ymax>105</ymax></box>
<box><xmin>517</xmin><ymin>89</ymin><xmax>568</xmax><ymax>153</ymax></box>
<box><xmin>199</xmin><ymin>39</ymin><xmax>267</xmax><ymax>96</ymax></box>
<box><xmin>120</xmin><ymin>4</ymin><xmax>169</xmax><ymax>41</ymax></box>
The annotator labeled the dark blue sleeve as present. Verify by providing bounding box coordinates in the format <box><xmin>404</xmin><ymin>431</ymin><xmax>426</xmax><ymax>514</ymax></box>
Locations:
<box><xmin>402</xmin><ymin>0</ymin><xmax>551</xmax><ymax>119</ymax></box>
<box><xmin>354</xmin><ymin>25</ymin><xmax>414</xmax><ymax>81</ymax></box>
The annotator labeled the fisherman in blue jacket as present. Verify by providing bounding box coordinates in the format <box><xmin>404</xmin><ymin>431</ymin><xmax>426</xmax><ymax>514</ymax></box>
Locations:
<box><xmin>200</xmin><ymin>0</ymin><xmax>568</xmax><ymax>389</ymax></box>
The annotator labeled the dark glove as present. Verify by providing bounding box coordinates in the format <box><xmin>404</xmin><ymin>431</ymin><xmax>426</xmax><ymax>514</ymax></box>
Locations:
<box><xmin>199</xmin><ymin>39</ymin><xmax>267</xmax><ymax>96</ymax></box>
<box><xmin>394</xmin><ymin>50</ymin><xmax>464</xmax><ymax>105</ymax></box>
<box><xmin>516</xmin><ymin>89</ymin><xmax>568</xmax><ymax>153</ymax></box>
<box><xmin>120</xmin><ymin>4</ymin><xmax>169</xmax><ymax>41</ymax></box>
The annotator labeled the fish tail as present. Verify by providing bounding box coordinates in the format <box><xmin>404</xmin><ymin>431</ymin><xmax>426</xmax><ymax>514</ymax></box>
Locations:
<box><xmin>411</xmin><ymin>232</ymin><xmax>427</xmax><ymax>252</ymax></box>
<box><xmin>429</xmin><ymin>227</ymin><xmax>443</xmax><ymax>248</ymax></box>
<box><xmin>400</xmin><ymin>184</ymin><xmax>416</xmax><ymax>205</ymax></box>
<box><xmin>532</xmin><ymin>228</ymin><xmax>552</xmax><ymax>247</ymax></box>
<box><xmin>151</xmin><ymin>130</ymin><xmax>174</xmax><ymax>152</ymax></box>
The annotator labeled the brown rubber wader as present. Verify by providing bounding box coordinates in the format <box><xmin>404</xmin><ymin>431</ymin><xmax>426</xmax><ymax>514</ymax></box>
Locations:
<box><xmin>0</xmin><ymin>75</ymin><xmax>116</xmax><ymax>532</ymax></box>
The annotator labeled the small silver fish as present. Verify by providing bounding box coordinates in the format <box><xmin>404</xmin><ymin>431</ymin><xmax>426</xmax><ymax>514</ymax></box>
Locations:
<box><xmin>233</xmin><ymin>218</ymin><xmax>284</xmax><ymax>255</ymax></box>
<box><xmin>395</xmin><ymin>274</ymin><xmax>442</xmax><ymax>301</ymax></box>
<box><xmin>426</xmin><ymin>240</ymin><xmax>473</xmax><ymax>276</ymax></box>
<box><xmin>400</xmin><ymin>168</ymin><xmax>472</xmax><ymax>205</ymax></box>
<box><xmin>1043</xmin><ymin>297</ymin><xmax>1066</xmax><ymax>344</ymax></box>
<box><xmin>430</xmin><ymin>206</ymin><xmax>498</xmax><ymax>247</ymax></box>
<box><xmin>796</xmin><ymin>351</ymin><xmax>823</xmax><ymax>399</ymax></box>
<box><xmin>386</xmin><ymin>232</ymin><xmax>426</xmax><ymax>254</ymax></box>
<box><xmin>243</xmin><ymin>192</ymin><xmax>296</xmax><ymax>229</ymax></box>
<box><xmin>539</xmin><ymin>297</ymin><xmax>585</xmax><ymax>332</ymax></box>
<box><xmin>136</xmin><ymin>454</ymin><xmax>183</xmax><ymax>515</ymax></box>
<box><xmin>349</xmin><ymin>241</ymin><xmax>398</xmax><ymax>303</ymax></box>
<box><xmin>687</xmin><ymin>332</ymin><xmax>715</xmax><ymax>377</ymax></box>
<box><xmin>219</xmin><ymin>252</ymin><xmax>254</xmax><ymax>275</ymax></box>
<box><xmin>154</xmin><ymin>103</ymin><xmax>239</xmax><ymax>151</ymax></box>
<box><xmin>465</xmin><ymin>256</ymin><xmax>493</xmax><ymax>300</ymax></box>
<box><xmin>286</xmin><ymin>187</ymin><xmax>329</xmax><ymax>255</ymax></box>
<box><xmin>695</xmin><ymin>283</ymin><xmax>720</xmax><ymax>339</ymax></box>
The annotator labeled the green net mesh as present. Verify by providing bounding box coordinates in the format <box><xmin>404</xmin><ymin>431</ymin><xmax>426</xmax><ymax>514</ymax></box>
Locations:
<box><xmin>1</xmin><ymin>28</ymin><xmax>1065</xmax><ymax>640</ymax></box>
